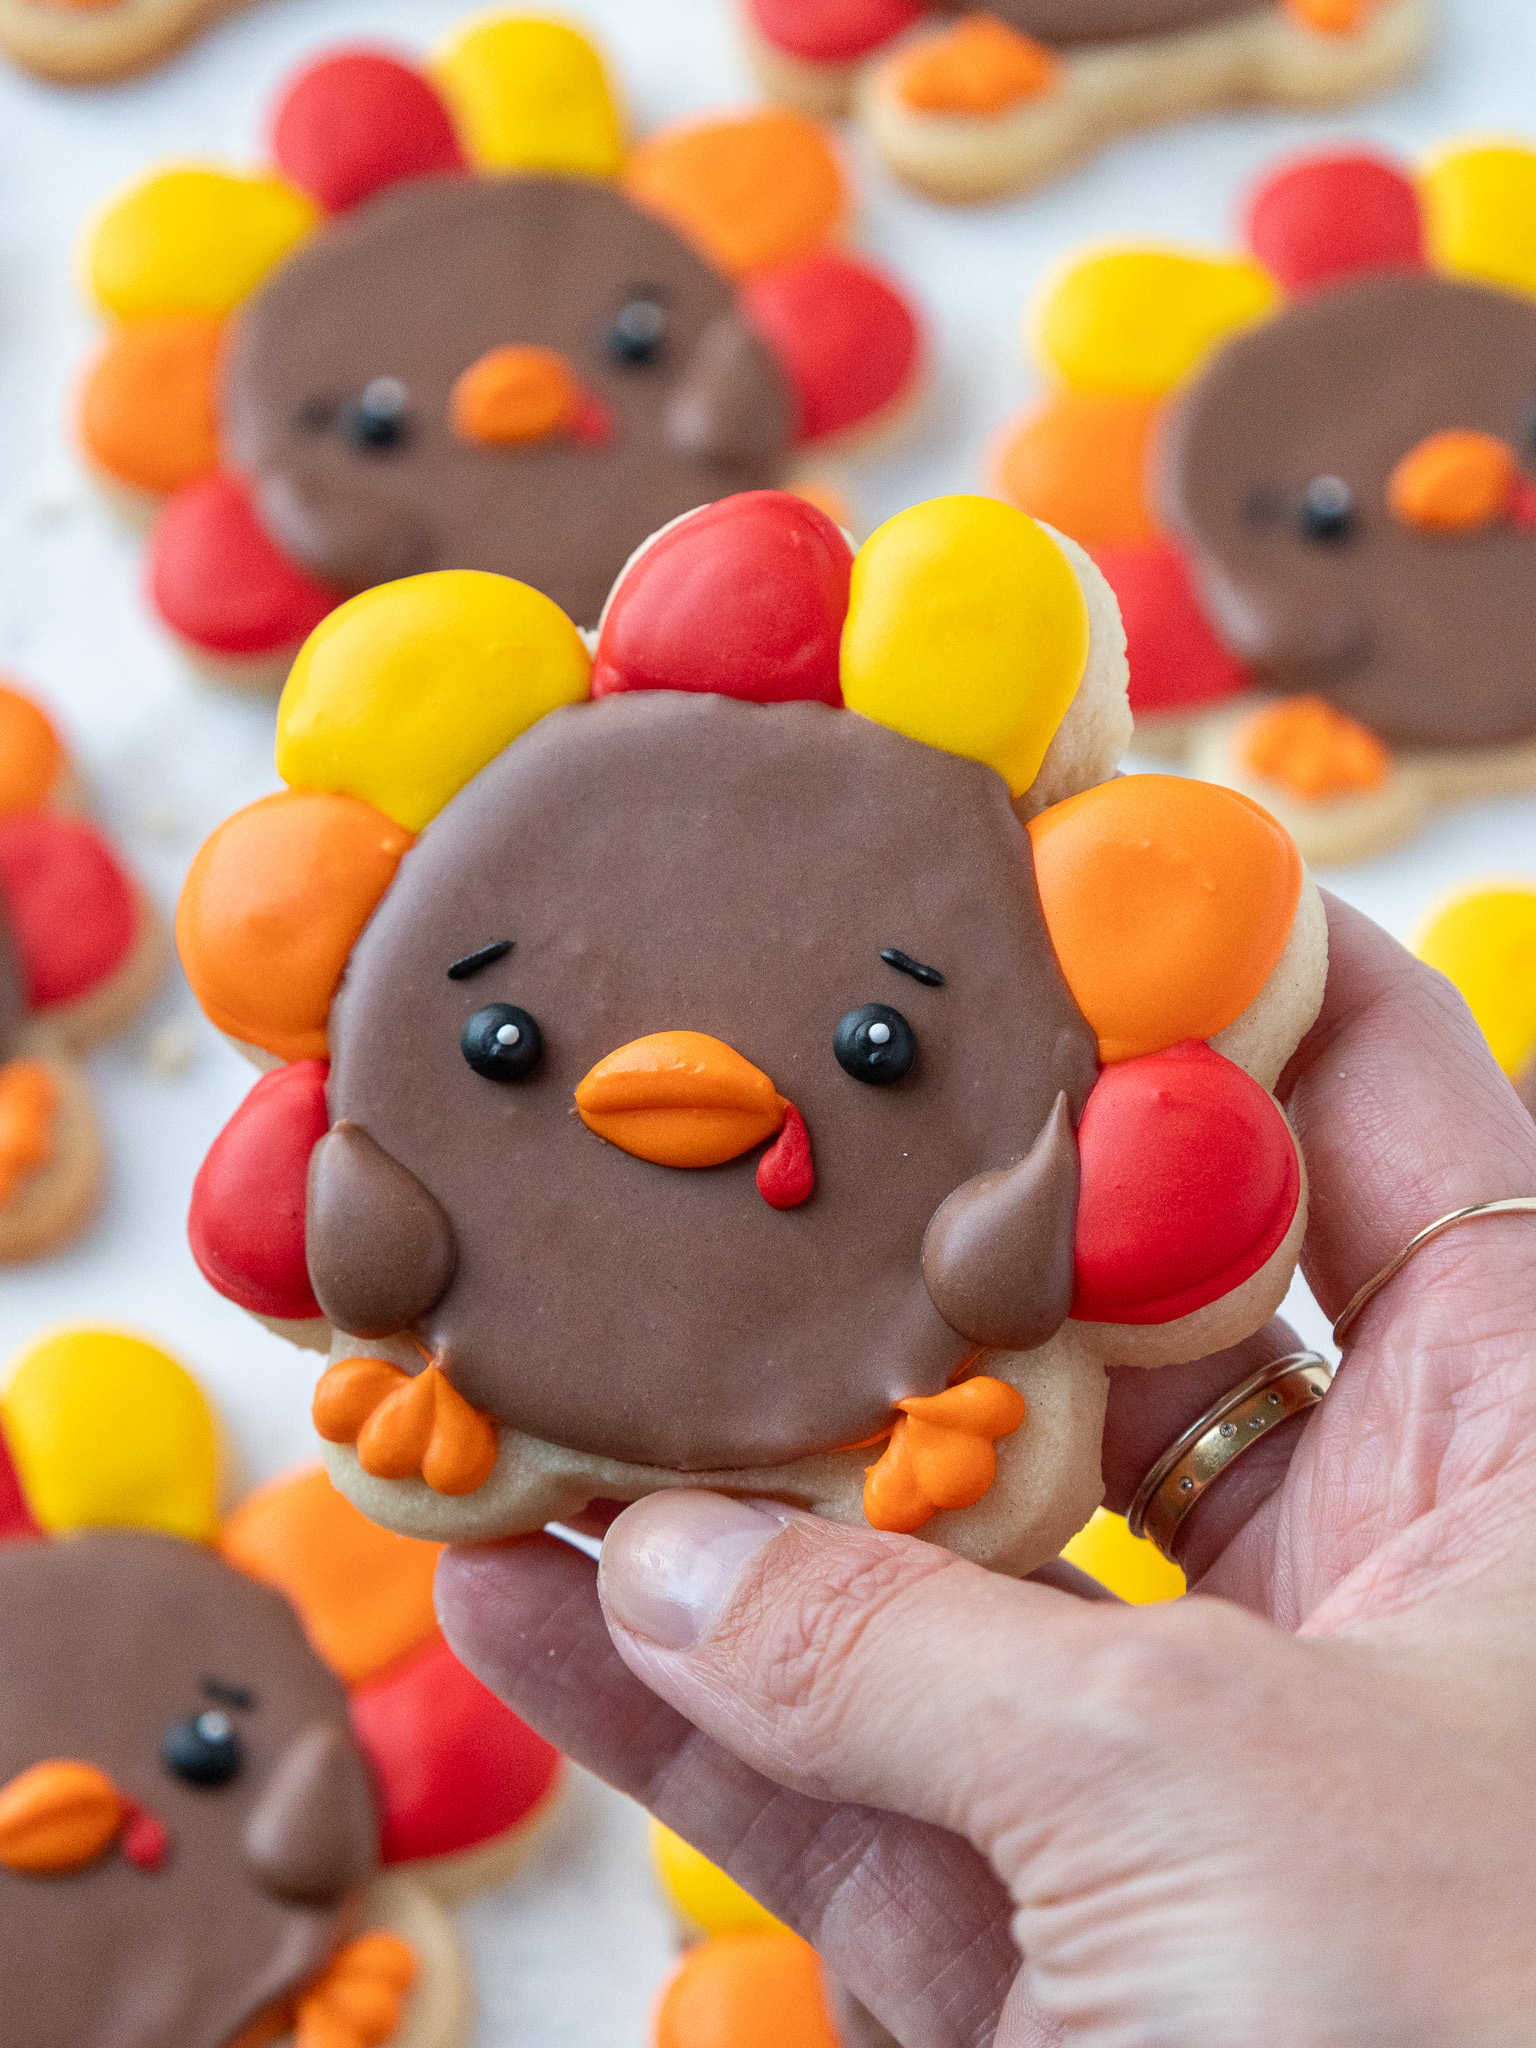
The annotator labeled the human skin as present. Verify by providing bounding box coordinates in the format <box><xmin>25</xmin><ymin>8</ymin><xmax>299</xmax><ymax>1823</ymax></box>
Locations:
<box><xmin>437</xmin><ymin>895</ymin><xmax>1536</xmax><ymax>2047</ymax></box>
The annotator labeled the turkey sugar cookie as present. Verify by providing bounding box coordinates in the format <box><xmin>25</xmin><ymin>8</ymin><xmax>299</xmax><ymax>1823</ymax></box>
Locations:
<box><xmin>75</xmin><ymin>19</ymin><xmax>923</xmax><ymax>690</ymax></box>
<box><xmin>0</xmin><ymin>679</ymin><xmax>165</xmax><ymax>1262</ymax></box>
<box><xmin>740</xmin><ymin>0</ymin><xmax>1429</xmax><ymax>203</ymax></box>
<box><xmin>1416</xmin><ymin>881</ymin><xmax>1536</xmax><ymax>1118</ymax></box>
<box><xmin>176</xmin><ymin>488</ymin><xmax>1326</xmax><ymax>1577</ymax></box>
<box><xmin>0</xmin><ymin>0</ymin><xmax>256</xmax><ymax>85</ymax></box>
<box><xmin>995</xmin><ymin>142</ymin><xmax>1536</xmax><ymax>863</ymax></box>
<box><xmin>0</xmin><ymin>1325</ymin><xmax>565</xmax><ymax>2045</ymax></box>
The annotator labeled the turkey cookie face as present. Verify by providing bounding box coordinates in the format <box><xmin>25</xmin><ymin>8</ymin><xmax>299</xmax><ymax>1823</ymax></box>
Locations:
<box><xmin>1160</xmin><ymin>271</ymin><xmax>1536</xmax><ymax>752</ymax></box>
<box><xmin>318</xmin><ymin>692</ymin><xmax>1099</xmax><ymax>1472</ymax></box>
<box><xmin>225</xmin><ymin>177</ymin><xmax>790</xmax><ymax>629</ymax></box>
<box><xmin>0</xmin><ymin>1529</ymin><xmax>376</xmax><ymax>2048</ymax></box>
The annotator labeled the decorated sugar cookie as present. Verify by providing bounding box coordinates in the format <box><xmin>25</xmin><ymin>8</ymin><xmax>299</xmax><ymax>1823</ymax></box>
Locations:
<box><xmin>176</xmin><ymin>489</ymin><xmax>1324</xmax><ymax>1575</ymax></box>
<box><xmin>740</xmin><ymin>0</ymin><xmax>1428</xmax><ymax>204</ymax></box>
<box><xmin>0</xmin><ymin>679</ymin><xmax>165</xmax><ymax>1261</ymax></box>
<box><xmin>76</xmin><ymin>19</ymin><xmax>922</xmax><ymax>686</ymax></box>
<box><xmin>1417</xmin><ymin>882</ymin><xmax>1536</xmax><ymax>1117</ymax></box>
<box><xmin>997</xmin><ymin>143</ymin><xmax>1536</xmax><ymax>863</ymax></box>
<box><xmin>0</xmin><ymin>1326</ymin><xmax>564</xmax><ymax>2047</ymax></box>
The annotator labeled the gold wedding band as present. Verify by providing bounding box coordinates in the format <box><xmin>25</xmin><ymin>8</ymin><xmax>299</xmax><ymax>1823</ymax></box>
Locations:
<box><xmin>1330</xmin><ymin>1195</ymin><xmax>1536</xmax><ymax>1348</ymax></box>
<box><xmin>1126</xmin><ymin>1351</ymin><xmax>1332</xmax><ymax>1561</ymax></box>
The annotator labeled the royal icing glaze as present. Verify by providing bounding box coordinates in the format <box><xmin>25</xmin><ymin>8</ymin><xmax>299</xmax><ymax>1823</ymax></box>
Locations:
<box><xmin>997</xmin><ymin>141</ymin><xmax>1536</xmax><ymax>856</ymax></box>
<box><xmin>179</xmin><ymin>490</ymin><xmax>1322</xmax><ymax>1567</ymax></box>
<box><xmin>78</xmin><ymin>16</ymin><xmax>922</xmax><ymax>657</ymax></box>
<box><xmin>1417</xmin><ymin>883</ymin><xmax>1536</xmax><ymax>1114</ymax></box>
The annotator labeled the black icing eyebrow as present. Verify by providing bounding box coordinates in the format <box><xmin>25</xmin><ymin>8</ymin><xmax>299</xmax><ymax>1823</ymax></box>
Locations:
<box><xmin>447</xmin><ymin>940</ymin><xmax>514</xmax><ymax>981</ymax></box>
<box><xmin>880</xmin><ymin>948</ymin><xmax>944</xmax><ymax>988</ymax></box>
<box><xmin>201</xmin><ymin>1677</ymin><xmax>257</xmax><ymax>1711</ymax></box>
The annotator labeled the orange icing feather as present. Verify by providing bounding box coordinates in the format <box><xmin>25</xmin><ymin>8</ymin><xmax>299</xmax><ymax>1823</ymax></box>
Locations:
<box><xmin>1027</xmin><ymin>775</ymin><xmax>1302</xmax><ymax>1064</ymax></box>
<box><xmin>1240</xmin><ymin>695</ymin><xmax>1392</xmax><ymax>800</ymax></box>
<box><xmin>0</xmin><ymin>1060</ymin><xmax>59</xmax><ymax>1204</ymax></box>
<box><xmin>79</xmin><ymin>317</ymin><xmax>223</xmax><ymax>496</ymax></box>
<box><xmin>994</xmin><ymin>390</ymin><xmax>1161</xmax><ymax>546</ymax></box>
<box><xmin>896</xmin><ymin>16</ymin><xmax>1061</xmax><ymax>116</ymax></box>
<box><xmin>623</xmin><ymin>110</ymin><xmax>845</xmax><ymax>278</ymax></box>
<box><xmin>219</xmin><ymin>1465</ymin><xmax>442</xmax><ymax>1687</ymax></box>
<box><xmin>656</xmin><ymin>1930</ymin><xmax>840</xmax><ymax>2048</ymax></box>
<box><xmin>0</xmin><ymin>684</ymin><xmax>64</xmax><ymax>815</ymax></box>
<box><xmin>175</xmin><ymin>790</ymin><xmax>412</xmax><ymax>1063</ymax></box>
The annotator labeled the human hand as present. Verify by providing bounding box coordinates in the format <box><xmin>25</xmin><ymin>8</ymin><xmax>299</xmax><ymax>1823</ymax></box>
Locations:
<box><xmin>438</xmin><ymin>895</ymin><xmax>1536</xmax><ymax>2046</ymax></box>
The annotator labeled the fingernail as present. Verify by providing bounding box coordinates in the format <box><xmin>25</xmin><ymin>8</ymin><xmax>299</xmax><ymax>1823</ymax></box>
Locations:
<box><xmin>598</xmin><ymin>1492</ymin><xmax>783</xmax><ymax>1650</ymax></box>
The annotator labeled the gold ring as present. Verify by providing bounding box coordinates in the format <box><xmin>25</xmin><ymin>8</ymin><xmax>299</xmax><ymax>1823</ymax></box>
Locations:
<box><xmin>1126</xmin><ymin>1351</ymin><xmax>1332</xmax><ymax>1561</ymax></box>
<box><xmin>1331</xmin><ymin>1196</ymin><xmax>1536</xmax><ymax>1348</ymax></box>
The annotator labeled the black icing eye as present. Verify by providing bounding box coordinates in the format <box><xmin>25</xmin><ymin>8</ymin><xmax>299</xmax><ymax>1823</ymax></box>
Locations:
<box><xmin>163</xmin><ymin>1709</ymin><xmax>244</xmax><ymax>1788</ymax></box>
<box><xmin>462</xmin><ymin>1004</ymin><xmax>543</xmax><ymax>1082</ymax></box>
<box><xmin>340</xmin><ymin>377</ymin><xmax>411</xmax><ymax>452</ymax></box>
<box><xmin>1295</xmin><ymin>475</ymin><xmax>1355</xmax><ymax>544</ymax></box>
<box><xmin>607</xmin><ymin>298</ymin><xmax>667</xmax><ymax>367</ymax></box>
<box><xmin>833</xmin><ymin>1003</ymin><xmax>916</xmax><ymax>1086</ymax></box>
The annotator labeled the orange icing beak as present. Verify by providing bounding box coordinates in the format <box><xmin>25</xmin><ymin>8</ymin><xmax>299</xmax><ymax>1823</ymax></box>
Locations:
<box><xmin>450</xmin><ymin>344</ymin><xmax>588</xmax><ymax>446</ymax></box>
<box><xmin>1387</xmin><ymin>428</ymin><xmax>1526</xmax><ymax>533</ymax></box>
<box><xmin>575</xmin><ymin>1031</ymin><xmax>790</xmax><ymax>1168</ymax></box>
<box><xmin>0</xmin><ymin>1760</ymin><xmax>124</xmax><ymax>1875</ymax></box>
<box><xmin>896</xmin><ymin>17</ymin><xmax>1060</xmax><ymax>116</ymax></box>
<box><xmin>1239</xmin><ymin>694</ymin><xmax>1392</xmax><ymax>801</ymax></box>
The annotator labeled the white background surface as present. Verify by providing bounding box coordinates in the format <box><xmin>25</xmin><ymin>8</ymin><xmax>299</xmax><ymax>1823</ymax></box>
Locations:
<box><xmin>1</xmin><ymin>0</ymin><xmax>1534</xmax><ymax>2037</ymax></box>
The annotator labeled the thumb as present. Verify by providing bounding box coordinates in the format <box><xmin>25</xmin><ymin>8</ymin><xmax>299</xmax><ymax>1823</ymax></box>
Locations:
<box><xmin>597</xmin><ymin>1489</ymin><xmax>1279</xmax><ymax>1862</ymax></box>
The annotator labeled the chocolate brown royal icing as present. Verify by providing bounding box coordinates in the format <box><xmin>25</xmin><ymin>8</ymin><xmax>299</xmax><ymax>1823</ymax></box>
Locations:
<box><xmin>0</xmin><ymin>1529</ymin><xmax>376</xmax><ymax>2048</ymax></box>
<box><xmin>1159</xmin><ymin>270</ymin><xmax>1536</xmax><ymax>751</ymax></box>
<box><xmin>316</xmin><ymin>693</ymin><xmax>1099</xmax><ymax>1473</ymax></box>
<box><xmin>222</xmin><ymin>176</ymin><xmax>792</xmax><ymax>628</ymax></box>
<box><xmin>0</xmin><ymin>903</ymin><xmax>23</xmax><ymax>1058</ymax></box>
<box><xmin>930</xmin><ymin>0</ymin><xmax>1262</xmax><ymax>46</ymax></box>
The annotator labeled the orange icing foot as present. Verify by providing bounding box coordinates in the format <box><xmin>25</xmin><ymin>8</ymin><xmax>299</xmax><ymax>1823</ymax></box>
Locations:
<box><xmin>897</xmin><ymin>16</ymin><xmax>1061</xmax><ymax>117</ymax></box>
<box><xmin>1240</xmin><ymin>694</ymin><xmax>1392</xmax><ymax>801</ymax></box>
<box><xmin>863</xmin><ymin>1375</ymin><xmax>1026</xmax><ymax>1534</ymax></box>
<box><xmin>312</xmin><ymin>1358</ymin><xmax>498</xmax><ymax>1496</ymax></box>
<box><xmin>0</xmin><ymin>1059</ymin><xmax>59</xmax><ymax>1205</ymax></box>
<box><xmin>294</xmin><ymin>1932</ymin><xmax>417</xmax><ymax>2048</ymax></box>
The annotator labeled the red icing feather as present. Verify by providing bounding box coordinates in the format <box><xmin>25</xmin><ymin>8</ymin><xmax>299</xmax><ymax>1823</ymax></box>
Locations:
<box><xmin>591</xmin><ymin>491</ymin><xmax>851</xmax><ymax>705</ymax></box>
<box><xmin>747</xmin><ymin>0</ymin><xmax>924</xmax><ymax>62</ymax></box>
<box><xmin>1244</xmin><ymin>151</ymin><xmax>1425</xmax><ymax>296</ymax></box>
<box><xmin>0</xmin><ymin>1423</ymin><xmax>41</xmax><ymax>1541</ymax></box>
<box><xmin>1072</xmin><ymin>1040</ymin><xmax>1300</xmax><ymax>1325</ymax></box>
<box><xmin>743</xmin><ymin>251</ymin><xmax>921</xmax><ymax>445</ymax></box>
<box><xmin>350</xmin><ymin>1633</ymin><xmax>561</xmax><ymax>1863</ymax></box>
<box><xmin>1091</xmin><ymin>540</ymin><xmax>1250</xmax><ymax>719</ymax></box>
<box><xmin>757</xmin><ymin>1102</ymin><xmax>814</xmax><ymax>1209</ymax></box>
<box><xmin>271</xmin><ymin>50</ymin><xmax>467</xmax><ymax>214</ymax></box>
<box><xmin>149</xmin><ymin>474</ymin><xmax>343</xmax><ymax>658</ymax></box>
<box><xmin>0</xmin><ymin>812</ymin><xmax>137</xmax><ymax>1010</ymax></box>
<box><xmin>188</xmin><ymin>1061</ymin><xmax>330</xmax><ymax>1321</ymax></box>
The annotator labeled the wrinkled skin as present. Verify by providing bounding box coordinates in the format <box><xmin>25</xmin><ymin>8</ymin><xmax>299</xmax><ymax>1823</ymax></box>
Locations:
<box><xmin>441</xmin><ymin>896</ymin><xmax>1536</xmax><ymax>2046</ymax></box>
<box><xmin>223</xmin><ymin>175</ymin><xmax>793</xmax><ymax>626</ymax></box>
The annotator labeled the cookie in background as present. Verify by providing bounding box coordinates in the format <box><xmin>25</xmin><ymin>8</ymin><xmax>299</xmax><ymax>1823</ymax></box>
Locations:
<box><xmin>997</xmin><ymin>142</ymin><xmax>1536</xmax><ymax>863</ymax></box>
<box><xmin>740</xmin><ymin>0</ymin><xmax>1429</xmax><ymax>203</ymax></box>
<box><xmin>0</xmin><ymin>680</ymin><xmax>165</xmax><ymax>1263</ymax></box>
<box><xmin>0</xmin><ymin>1325</ymin><xmax>565</xmax><ymax>2048</ymax></box>
<box><xmin>1416</xmin><ymin>882</ymin><xmax>1536</xmax><ymax>1117</ymax></box>
<box><xmin>75</xmin><ymin>16</ymin><xmax>922</xmax><ymax>688</ymax></box>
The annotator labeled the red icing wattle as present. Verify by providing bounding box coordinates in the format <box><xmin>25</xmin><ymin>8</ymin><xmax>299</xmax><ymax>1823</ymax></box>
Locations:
<box><xmin>271</xmin><ymin>50</ymin><xmax>467</xmax><ymax>214</ymax></box>
<box><xmin>1091</xmin><ymin>540</ymin><xmax>1250</xmax><ymax>717</ymax></box>
<box><xmin>149</xmin><ymin>474</ymin><xmax>343</xmax><ymax>658</ymax></box>
<box><xmin>120</xmin><ymin>1801</ymin><xmax>170</xmax><ymax>1873</ymax></box>
<box><xmin>0</xmin><ymin>1424</ymin><xmax>41</xmax><ymax>1542</ymax></box>
<box><xmin>188</xmin><ymin>1061</ymin><xmax>330</xmax><ymax>1320</ymax></box>
<box><xmin>747</xmin><ymin>0</ymin><xmax>924</xmax><ymax>62</ymax></box>
<box><xmin>756</xmin><ymin>1102</ymin><xmax>814</xmax><ymax>1209</ymax></box>
<box><xmin>350</xmin><ymin>1633</ymin><xmax>561</xmax><ymax>1863</ymax></box>
<box><xmin>591</xmin><ymin>491</ymin><xmax>851</xmax><ymax>705</ymax></box>
<box><xmin>1244</xmin><ymin>151</ymin><xmax>1425</xmax><ymax>296</ymax></box>
<box><xmin>1071</xmin><ymin>1040</ymin><xmax>1300</xmax><ymax>1325</ymax></box>
<box><xmin>0</xmin><ymin>812</ymin><xmax>137</xmax><ymax>1010</ymax></box>
<box><xmin>743</xmin><ymin>252</ymin><xmax>921</xmax><ymax>445</ymax></box>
